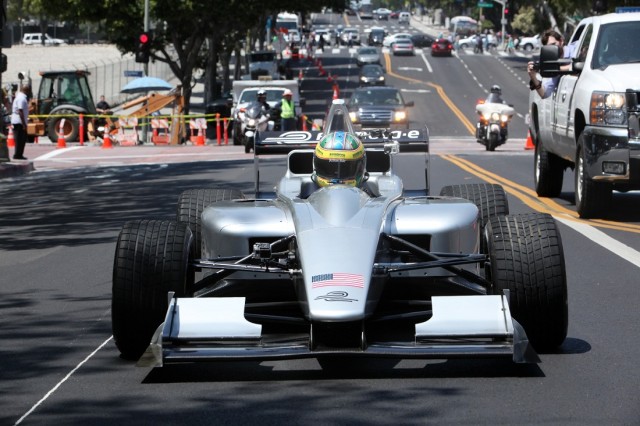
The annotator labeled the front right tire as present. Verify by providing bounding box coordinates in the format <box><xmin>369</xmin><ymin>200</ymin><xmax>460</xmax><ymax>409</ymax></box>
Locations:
<box><xmin>485</xmin><ymin>213</ymin><xmax>568</xmax><ymax>351</ymax></box>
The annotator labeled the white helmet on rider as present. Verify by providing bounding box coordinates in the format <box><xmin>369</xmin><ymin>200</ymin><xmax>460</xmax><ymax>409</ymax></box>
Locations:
<box><xmin>490</xmin><ymin>85</ymin><xmax>502</xmax><ymax>95</ymax></box>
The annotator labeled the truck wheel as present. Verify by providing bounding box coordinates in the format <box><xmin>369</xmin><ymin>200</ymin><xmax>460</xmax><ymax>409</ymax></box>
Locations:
<box><xmin>47</xmin><ymin>110</ymin><xmax>80</xmax><ymax>142</ymax></box>
<box><xmin>534</xmin><ymin>138</ymin><xmax>564</xmax><ymax>197</ymax></box>
<box><xmin>176</xmin><ymin>188</ymin><xmax>245</xmax><ymax>259</ymax></box>
<box><xmin>485</xmin><ymin>213</ymin><xmax>568</xmax><ymax>351</ymax></box>
<box><xmin>575</xmin><ymin>137</ymin><xmax>612</xmax><ymax>218</ymax></box>
<box><xmin>112</xmin><ymin>220</ymin><xmax>194</xmax><ymax>360</ymax></box>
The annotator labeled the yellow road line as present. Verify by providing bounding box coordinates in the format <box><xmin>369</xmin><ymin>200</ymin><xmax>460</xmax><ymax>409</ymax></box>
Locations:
<box><xmin>442</xmin><ymin>154</ymin><xmax>640</xmax><ymax>234</ymax></box>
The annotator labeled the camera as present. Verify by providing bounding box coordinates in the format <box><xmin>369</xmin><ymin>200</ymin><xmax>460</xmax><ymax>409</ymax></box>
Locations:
<box><xmin>532</xmin><ymin>61</ymin><xmax>540</xmax><ymax>71</ymax></box>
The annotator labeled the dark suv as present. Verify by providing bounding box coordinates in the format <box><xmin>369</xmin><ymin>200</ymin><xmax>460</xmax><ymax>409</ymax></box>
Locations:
<box><xmin>347</xmin><ymin>86</ymin><xmax>414</xmax><ymax>130</ymax></box>
<box><xmin>368</xmin><ymin>28</ymin><xmax>386</xmax><ymax>46</ymax></box>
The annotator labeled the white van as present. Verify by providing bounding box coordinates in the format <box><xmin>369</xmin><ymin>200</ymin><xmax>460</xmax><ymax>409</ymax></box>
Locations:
<box><xmin>399</xmin><ymin>12</ymin><xmax>411</xmax><ymax>24</ymax></box>
<box><xmin>22</xmin><ymin>33</ymin><xmax>65</xmax><ymax>46</ymax></box>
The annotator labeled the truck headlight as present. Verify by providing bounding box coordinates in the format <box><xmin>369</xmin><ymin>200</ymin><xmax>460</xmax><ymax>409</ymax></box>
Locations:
<box><xmin>394</xmin><ymin>111</ymin><xmax>407</xmax><ymax>122</ymax></box>
<box><xmin>590</xmin><ymin>92</ymin><xmax>627</xmax><ymax>126</ymax></box>
<box><xmin>349</xmin><ymin>111</ymin><xmax>358</xmax><ymax>122</ymax></box>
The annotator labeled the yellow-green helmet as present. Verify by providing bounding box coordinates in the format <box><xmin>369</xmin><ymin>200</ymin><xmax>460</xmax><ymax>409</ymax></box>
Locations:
<box><xmin>313</xmin><ymin>131</ymin><xmax>366</xmax><ymax>187</ymax></box>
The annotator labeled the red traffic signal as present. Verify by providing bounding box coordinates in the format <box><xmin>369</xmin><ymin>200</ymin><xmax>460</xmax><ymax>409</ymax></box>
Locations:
<box><xmin>135</xmin><ymin>32</ymin><xmax>151</xmax><ymax>64</ymax></box>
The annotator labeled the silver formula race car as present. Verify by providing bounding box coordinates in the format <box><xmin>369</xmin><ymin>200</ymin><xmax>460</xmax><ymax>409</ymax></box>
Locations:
<box><xmin>112</xmin><ymin>101</ymin><xmax>568</xmax><ymax>367</ymax></box>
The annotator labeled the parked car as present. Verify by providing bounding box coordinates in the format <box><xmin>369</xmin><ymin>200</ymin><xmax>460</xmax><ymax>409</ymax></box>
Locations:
<box><xmin>22</xmin><ymin>33</ymin><xmax>65</xmax><ymax>46</ymax></box>
<box><xmin>391</xmin><ymin>40</ymin><xmax>414</xmax><ymax>56</ymax></box>
<box><xmin>458</xmin><ymin>34</ymin><xmax>497</xmax><ymax>50</ymax></box>
<box><xmin>358</xmin><ymin>64</ymin><xmax>386</xmax><ymax>86</ymax></box>
<box><xmin>431</xmin><ymin>38</ymin><xmax>454</xmax><ymax>56</ymax></box>
<box><xmin>518</xmin><ymin>34</ymin><xmax>541</xmax><ymax>52</ymax></box>
<box><xmin>347</xmin><ymin>86</ymin><xmax>414</xmax><ymax>130</ymax></box>
<box><xmin>356</xmin><ymin>47</ymin><xmax>381</xmax><ymax>66</ymax></box>
<box><xmin>368</xmin><ymin>27</ymin><xmax>386</xmax><ymax>46</ymax></box>
<box><xmin>410</xmin><ymin>34</ymin><xmax>435</xmax><ymax>48</ymax></box>
<box><xmin>382</xmin><ymin>33</ymin><xmax>412</xmax><ymax>47</ymax></box>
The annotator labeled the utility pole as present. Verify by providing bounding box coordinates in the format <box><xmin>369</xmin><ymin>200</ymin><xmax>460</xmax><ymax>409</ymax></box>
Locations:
<box><xmin>490</xmin><ymin>0</ymin><xmax>507</xmax><ymax>48</ymax></box>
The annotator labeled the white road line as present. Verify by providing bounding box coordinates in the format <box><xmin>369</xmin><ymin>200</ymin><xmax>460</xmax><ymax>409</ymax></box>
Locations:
<box><xmin>419</xmin><ymin>51</ymin><xmax>433</xmax><ymax>73</ymax></box>
<box><xmin>15</xmin><ymin>336</ymin><xmax>113</xmax><ymax>425</ymax></box>
<box><xmin>34</xmin><ymin>145</ymin><xmax>86</xmax><ymax>161</ymax></box>
<box><xmin>555</xmin><ymin>217</ymin><xmax>640</xmax><ymax>269</ymax></box>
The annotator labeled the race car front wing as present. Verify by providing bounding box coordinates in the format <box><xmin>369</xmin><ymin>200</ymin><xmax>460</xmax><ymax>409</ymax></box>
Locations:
<box><xmin>137</xmin><ymin>293</ymin><xmax>539</xmax><ymax>367</ymax></box>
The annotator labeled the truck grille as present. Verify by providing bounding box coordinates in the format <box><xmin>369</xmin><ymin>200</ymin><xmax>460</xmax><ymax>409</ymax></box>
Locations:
<box><xmin>359</xmin><ymin>108</ymin><xmax>393</xmax><ymax>122</ymax></box>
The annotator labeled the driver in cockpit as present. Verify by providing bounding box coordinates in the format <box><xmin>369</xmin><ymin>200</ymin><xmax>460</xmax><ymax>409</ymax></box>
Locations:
<box><xmin>312</xmin><ymin>131</ymin><xmax>367</xmax><ymax>187</ymax></box>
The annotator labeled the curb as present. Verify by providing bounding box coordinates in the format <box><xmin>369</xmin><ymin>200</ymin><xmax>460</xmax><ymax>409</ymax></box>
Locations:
<box><xmin>0</xmin><ymin>161</ymin><xmax>35</xmax><ymax>179</ymax></box>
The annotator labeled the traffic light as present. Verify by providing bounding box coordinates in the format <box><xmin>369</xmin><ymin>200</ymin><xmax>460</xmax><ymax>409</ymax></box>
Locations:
<box><xmin>135</xmin><ymin>32</ymin><xmax>151</xmax><ymax>64</ymax></box>
<box><xmin>504</xmin><ymin>2</ymin><xmax>510</xmax><ymax>16</ymax></box>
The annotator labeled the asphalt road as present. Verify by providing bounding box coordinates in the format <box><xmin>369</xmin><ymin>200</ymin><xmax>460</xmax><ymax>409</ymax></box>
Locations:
<box><xmin>1</xmin><ymin>13</ymin><xmax>639</xmax><ymax>425</ymax></box>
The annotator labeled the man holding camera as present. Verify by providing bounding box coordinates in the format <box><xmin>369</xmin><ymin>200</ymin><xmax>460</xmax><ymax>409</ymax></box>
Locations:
<box><xmin>527</xmin><ymin>29</ymin><xmax>575</xmax><ymax>99</ymax></box>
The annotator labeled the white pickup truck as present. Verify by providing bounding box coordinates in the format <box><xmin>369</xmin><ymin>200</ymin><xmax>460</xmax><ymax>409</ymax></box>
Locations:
<box><xmin>529</xmin><ymin>12</ymin><xmax>640</xmax><ymax>218</ymax></box>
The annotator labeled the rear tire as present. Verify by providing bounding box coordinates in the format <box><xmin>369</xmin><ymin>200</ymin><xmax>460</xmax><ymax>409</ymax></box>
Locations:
<box><xmin>534</xmin><ymin>137</ymin><xmax>564</xmax><ymax>197</ymax></box>
<box><xmin>112</xmin><ymin>220</ymin><xmax>194</xmax><ymax>360</ymax></box>
<box><xmin>575</xmin><ymin>136</ymin><xmax>612</xmax><ymax>218</ymax></box>
<box><xmin>485</xmin><ymin>214</ymin><xmax>568</xmax><ymax>350</ymax></box>
<box><xmin>176</xmin><ymin>188</ymin><xmax>245</xmax><ymax>259</ymax></box>
<box><xmin>440</xmin><ymin>183</ymin><xmax>509</xmax><ymax>230</ymax></box>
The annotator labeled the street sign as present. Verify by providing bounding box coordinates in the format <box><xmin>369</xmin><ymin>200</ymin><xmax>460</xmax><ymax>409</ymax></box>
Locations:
<box><xmin>478</xmin><ymin>2</ymin><xmax>493</xmax><ymax>7</ymax></box>
<box><xmin>124</xmin><ymin>70</ymin><xmax>144</xmax><ymax>77</ymax></box>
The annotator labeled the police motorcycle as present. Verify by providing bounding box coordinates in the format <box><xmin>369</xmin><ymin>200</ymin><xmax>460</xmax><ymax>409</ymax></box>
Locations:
<box><xmin>475</xmin><ymin>85</ymin><xmax>514</xmax><ymax>151</ymax></box>
<box><xmin>238</xmin><ymin>91</ymin><xmax>274</xmax><ymax>153</ymax></box>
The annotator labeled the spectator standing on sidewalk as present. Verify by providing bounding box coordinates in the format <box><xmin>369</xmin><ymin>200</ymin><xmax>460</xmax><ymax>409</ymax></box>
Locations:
<box><xmin>1</xmin><ymin>88</ymin><xmax>11</xmax><ymax>135</ymax></box>
<box><xmin>10</xmin><ymin>84</ymin><xmax>31</xmax><ymax>160</ymax></box>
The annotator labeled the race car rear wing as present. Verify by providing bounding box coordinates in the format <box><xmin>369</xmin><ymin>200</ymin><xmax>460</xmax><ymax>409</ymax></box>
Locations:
<box><xmin>253</xmin><ymin>100</ymin><xmax>430</xmax><ymax>197</ymax></box>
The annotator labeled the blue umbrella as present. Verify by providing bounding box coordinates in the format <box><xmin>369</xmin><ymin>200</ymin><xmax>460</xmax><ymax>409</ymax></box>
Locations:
<box><xmin>121</xmin><ymin>76</ymin><xmax>173</xmax><ymax>94</ymax></box>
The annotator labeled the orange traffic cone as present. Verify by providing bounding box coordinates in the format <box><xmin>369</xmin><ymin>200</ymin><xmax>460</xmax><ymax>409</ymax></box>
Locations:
<box><xmin>332</xmin><ymin>84</ymin><xmax>339</xmax><ymax>100</ymax></box>
<box><xmin>196</xmin><ymin>128</ymin><xmax>205</xmax><ymax>146</ymax></box>
<box><xmin>102</xmin><ymin>128</ymin><xmax>113</xmax><ymax>149</ymax></box>
<box><xmin>524</xmin><ymin>129</ymin><xmax>534</xmax><ymax>150</ymax></box>
<box><xmin>7</xmin><ymin>126</ymin><xmax>15</xmax><ymax>148</ymax></box>
<box><xmin>57</xmin><ymin>121</ymin><xmax>67</xmax><ymax>149</ymax></box>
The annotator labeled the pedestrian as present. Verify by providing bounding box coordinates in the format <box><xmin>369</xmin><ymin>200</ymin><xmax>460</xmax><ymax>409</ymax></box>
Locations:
<box><xmin>96</xmin><ymin>95</ymin><xmax>111</xmax><ymax>114</ymax></box>
<box><xmin>10</xmin><ymin>84</ymin><xmax>32</xmax><ymax>160</ymax></box>
<box><xmin>1</xmin><ymin>88</ymin><xmax>11</xmax><ymax>135</ymax></box>
<box><xmin>279</xmin><ymin>89</ymin><xmax>296</xmax><ymax>131</ymax></box>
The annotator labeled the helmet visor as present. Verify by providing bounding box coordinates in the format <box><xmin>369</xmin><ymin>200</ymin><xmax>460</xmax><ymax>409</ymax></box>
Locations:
<box><xmin>314</xmin><ymin>158</ymin><xmax>362</xmax><ymax>182</ymax></box>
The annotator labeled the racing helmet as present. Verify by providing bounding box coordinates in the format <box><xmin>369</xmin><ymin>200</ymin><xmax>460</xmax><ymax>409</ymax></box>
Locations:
<box><xmin>490</xmin><ymin>85</ymin><xmax>502</xmax><ymax>95</ymax></box>
<box><xmin>313</xmin><ymin>131</ymin><xmax>366</xmax><ymax>187</ymax></box>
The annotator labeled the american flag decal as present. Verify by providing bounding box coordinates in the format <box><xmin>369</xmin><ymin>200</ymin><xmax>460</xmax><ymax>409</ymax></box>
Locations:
<box><xmin>311</xmin><ymin>272</ymin><xmax>364</xmax><ymax>288</ymax></box>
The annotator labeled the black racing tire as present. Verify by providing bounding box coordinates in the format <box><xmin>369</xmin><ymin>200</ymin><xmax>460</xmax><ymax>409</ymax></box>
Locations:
<box><xmin>485</xmin><ymin>213</ymin><xmax>568</xmax><ymax>351</ymax></box>
<box><xmin>439</xmin><ymin>183</ymin><xmax>509</xmax><ymax>230</ymax></box>
<box><xmin>47</xmin><ymin>109</ymin><xmax>80</xmax><ymax>142</ymax></box>
<box><xmin>575</xmin><ymin>136</ymin><xmax>612</xmax><ymax>218</ymax></box>
<box><xmin>534</xmin><ymin>136</ymin><xmax>564</xmax><ymax>197</ymax></box>
<box><xmin>112</xmin><ymin>220</ymin><xmax>195</xmax><ymax>360</ymax></box>
<box><xmin>176</xmin><ymin>188</ymin><xmax>245</xmax><ymax>259</ymax></box>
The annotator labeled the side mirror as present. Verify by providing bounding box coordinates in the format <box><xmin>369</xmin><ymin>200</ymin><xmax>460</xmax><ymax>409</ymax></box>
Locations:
<box><xmin>539</xmin><ymin>45</ymin><xmax>572</xmax><ymax>78</ymax></box>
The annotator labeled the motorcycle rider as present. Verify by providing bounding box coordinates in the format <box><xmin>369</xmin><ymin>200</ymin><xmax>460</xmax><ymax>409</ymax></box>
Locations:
<box><xmin>312</xmin><ymin>131</ymin><xmax>367</xmax><ymax>187</ymax></box>
<box><xmin>256</xmin><ymin>89</ymin><xmax>270</xmax><ymax>113</ymax></box>
<box><xmin>485</xmin><ymin>85</ymin><xmax>506</xmax><ymax>104</ymax></box>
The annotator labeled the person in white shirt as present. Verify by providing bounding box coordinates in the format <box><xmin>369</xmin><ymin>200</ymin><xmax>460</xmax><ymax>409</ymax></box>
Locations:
<box><xmin>10</xmin><ymin>84</ymin><xmax>32</xmax><ymax>160</ymax></box>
